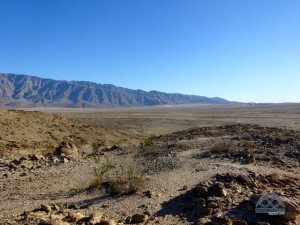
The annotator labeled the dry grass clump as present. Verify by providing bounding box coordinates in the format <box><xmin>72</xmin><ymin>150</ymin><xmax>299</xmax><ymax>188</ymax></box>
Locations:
<box><xmin>108</xmin><ymin>167</ymin><xmax>147</xmax><ymax>195</ymax></box>
<box><xmin>143</xmin><ymin>136</ymin><xmax>156</xmax><ymax>146</ymax></box>
<box><xmin>88</xmin><ymin>155</ymin><xmax>147</xmax><ymax>195</ymax></box>
<box><xmin>210</xmin><ymin>141</ymin><xmax>235</xmax><ymax>154</ymax></box>
<box><xmin>89</xmin><ymin>156</ymin><xmax>112</xmax><ymax>190</ymax></box>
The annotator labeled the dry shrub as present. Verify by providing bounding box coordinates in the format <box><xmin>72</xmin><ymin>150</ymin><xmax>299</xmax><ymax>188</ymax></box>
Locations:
<box><xmin>89</xmin><ymin>156</ymin><xmax>112</xmax><ymax>190</ymax></box>
<box><xmin>109</xmin><ymin>167</ymin><xmax>147</xmax><ymax>195</ymax></box>
<box><xmin>210</xmin><ymin>141</ymin><xmax>235</xmax><ymax>154</ymax></box>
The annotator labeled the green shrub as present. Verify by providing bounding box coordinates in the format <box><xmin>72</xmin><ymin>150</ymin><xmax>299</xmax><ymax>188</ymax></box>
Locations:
<box><xmin>108</xmin><ymin>167</ymin><xmax>147</xmax><ymax>195</ymax></box>
<box><xmin>92</xmin><ymin>142</ymin><xmax>100</xmax><ymax>152</ymax></box>
<box><xmin>89</xmin><ymin>156</ymin><xmax>112</xmax><ymax>190</ymax></box>
<box><xmin>144</xmin><ymin>136</ymin><xmax>155</xmax><ymax>146</ymax></box>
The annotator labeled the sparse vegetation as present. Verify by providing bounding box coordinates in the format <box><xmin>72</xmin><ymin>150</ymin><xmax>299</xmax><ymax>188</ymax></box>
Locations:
<box><xmin>88</xmin><ymin>156</ymin><xmax>112</xmax><ymax>190</ymax></box>
<box><xmin>69</xmin><ymin>187</ymin><xmax>85</xmax><ymax>194</ymax></box>
<box><xmin>108</xmin><ymin>167</ymin><xmax>147</xmax><ymax>195</ymax></box>
<box><xmin>87</xmin><ymin>155</ymin><xmax>147</xmax><ymax>195</ymax></box>
<box><xmin>92</xmin><ymin>142</ymin><xmax>100</xmax><ymax>152</ymax></box>
<box><xmin>210</xmin><ymin>141</ymin><xmax>234</xmax><ymax>154</ymax></box>
<box><xmin>143</xmin><ymin>136</ymin><xmax>155</xmax><ymax>146</ymax></box>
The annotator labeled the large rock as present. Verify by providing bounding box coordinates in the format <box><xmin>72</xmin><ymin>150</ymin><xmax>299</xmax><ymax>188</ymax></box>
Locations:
<box><xmin>55</xmin><ymin>142</ymin><xmax>79</xmax><ymax>160</ymax></box>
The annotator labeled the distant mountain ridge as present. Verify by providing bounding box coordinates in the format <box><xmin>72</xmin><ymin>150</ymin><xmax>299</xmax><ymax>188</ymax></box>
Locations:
<box><xmin>0</xmin><ymin>73</ymin><xmax>230</xmax><ymax>107</ymax></box>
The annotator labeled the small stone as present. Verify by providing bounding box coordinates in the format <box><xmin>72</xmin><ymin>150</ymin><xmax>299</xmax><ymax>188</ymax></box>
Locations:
<box><xmin>53</xmin><ymin>204</ymin><xmax>61</xmax><ymax>212</ymax></box>
<box><xmin>67</xmin><ymin>212</ymin><xmax>85</xmax><ymax>222</ymax></box>
<box><xmin>197</xmin><ymin>217</ymin><xmax>212</xmax><ymax>225</ymax></box>
<box><xmin>145</xmin><ymin>190</ymin><xmax>154</xmax><ymax>198</ymax></box>
<box><xmin>144</xmin><ymin>211</ymin><xmax>151</xmax><ymax>216</ymax></box>
<box><xmin>131</xmin><ymin>214</ymin><xmax>149</xmax><ymax>223</ymax></box>
<box><xmin>62</xmin><ymin>157</ymin><xmax>69</xmax><ymax>163</ymax></box>
<box><xmin>20</xmin><ymin>172</ymin><xmax>27</xmax><ymax>176</ymax></box>
<box><xmin>41</xmin><ymin>204</ymin><xmax>52</xmax><ymax>213</ymax></box>
<box><xmin>88</xmin><ymin>211</ymin><xmax>104</xmax><ymax>225</ymax></box>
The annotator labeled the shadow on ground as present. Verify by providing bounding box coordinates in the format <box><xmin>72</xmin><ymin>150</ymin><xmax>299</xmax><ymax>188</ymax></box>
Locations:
<box><xmin>155</xmin><ymin>189</ymin><xmax>202</xmax><ymax>224</ymax></box>
<box><xmin>155</xmin><ymin>190</ymin><xmax>288</xmax><ymax>225</ymax></box>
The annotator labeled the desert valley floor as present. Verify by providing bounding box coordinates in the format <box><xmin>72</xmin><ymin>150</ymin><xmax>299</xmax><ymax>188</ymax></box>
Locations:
<box><xmin>0</xmin><ymin>104</ymin><xmax>299</xmax><ymax>225</ymax></box>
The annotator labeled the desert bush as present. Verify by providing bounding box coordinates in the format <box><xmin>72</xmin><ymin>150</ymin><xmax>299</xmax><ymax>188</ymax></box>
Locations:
<box><xmin>69</xmin><ymin>187</ymin><xmax>85</xmax><ymax>194</ymax></box>
<box><xmin>210</xmin><ymin>141</ymin><xmax>234</xmax><ymax>154</ymax></box>
<box><xmin>108</xmin><ymin>167</ymin><xmax>147</xmax><ymax>195</ymax></box>
<box><xmin>89</xmin><ymin>156</ymin><xmax>112</xmax><ymax>190</ymax></box>
<box><xmin>143</xmin><ymin>136</ymin><xmax>155</xmax><ymax>146</ymax></box>
<box><xmin>92</xmin><ymin>142</ymin><xmax>100</xmax><ymax>152</ymax></box>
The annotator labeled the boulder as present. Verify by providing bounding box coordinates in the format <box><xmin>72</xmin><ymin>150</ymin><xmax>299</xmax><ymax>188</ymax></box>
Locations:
<box><xmin>55</xmin><ymin>142</ymin><xmax>79</xmax><ymax>160</ymax></box>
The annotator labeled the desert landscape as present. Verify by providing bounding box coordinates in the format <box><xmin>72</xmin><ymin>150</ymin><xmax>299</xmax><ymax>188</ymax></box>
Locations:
<box><xmin>2</xmin><ymin>0</ymin><xmax>299</xmax><ymax>224</ymax></box>
<box><xmin>0</xmin><ymin>104</ymin><xmax>299</xmax><ymax>225</ymax></box>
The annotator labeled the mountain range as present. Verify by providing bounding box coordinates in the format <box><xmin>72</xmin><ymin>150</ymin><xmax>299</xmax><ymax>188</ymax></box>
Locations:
<box><xmin>0</xmin><ymin>73</ymin><xmax>230</xmax><ymax>107</ymax></box>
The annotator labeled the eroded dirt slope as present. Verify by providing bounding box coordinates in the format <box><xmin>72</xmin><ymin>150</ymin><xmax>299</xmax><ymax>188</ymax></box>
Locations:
<box><xmin>0</xmin><ymin>109</ymin><xmax>127</xmax><ymax>159</ymax></box>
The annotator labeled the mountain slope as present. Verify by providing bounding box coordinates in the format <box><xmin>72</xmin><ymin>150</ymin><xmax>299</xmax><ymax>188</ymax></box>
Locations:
<box><xmin>0</xmin><ymin>73</ymin><xmax>230</xmax><ymax>107</ymax></box>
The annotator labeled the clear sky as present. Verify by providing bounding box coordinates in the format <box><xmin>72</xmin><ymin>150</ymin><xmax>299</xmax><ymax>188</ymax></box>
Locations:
<box><xmin>0</xmin><ymin>0</ymin><xmax>299</xmax><ymax>103</ymax></box>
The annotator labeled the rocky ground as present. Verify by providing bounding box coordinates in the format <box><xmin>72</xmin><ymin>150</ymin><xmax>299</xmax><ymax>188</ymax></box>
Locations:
<box><xmin>0</xmin><ymin>110</ymin><xmax>299</xmax><ymax>225</ymax></box>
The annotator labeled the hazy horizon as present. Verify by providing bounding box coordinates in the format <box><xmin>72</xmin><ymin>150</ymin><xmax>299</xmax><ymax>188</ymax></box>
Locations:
<box><xmin>1</xmin><ymin>0</ymin><xmax>299</xmax><ymax>103</ymax></box>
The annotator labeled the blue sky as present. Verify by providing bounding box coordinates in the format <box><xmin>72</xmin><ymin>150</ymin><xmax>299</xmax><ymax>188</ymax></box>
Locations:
<box><xmin>0</xmin><ymin>0</ymin><xmax>299</xmax><ymax>103</ymax></box>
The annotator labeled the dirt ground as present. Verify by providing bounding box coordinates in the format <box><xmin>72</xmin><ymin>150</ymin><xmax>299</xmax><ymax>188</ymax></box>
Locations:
<box><xmin>0</xmin><ymin>104</ymin><xmax>299</xmax><ymax>225</ymax></box>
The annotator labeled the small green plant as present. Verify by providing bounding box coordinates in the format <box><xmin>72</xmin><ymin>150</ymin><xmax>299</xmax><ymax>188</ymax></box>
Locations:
<box><xmin>89</xmin><ymin>156</ymin><xmax>112</xmax><ymax>190</ymax></box>
<box><xmin>69</xmin><ymin>187</ymin><xmax>85</xmax><ymax>194</ymax></box>
<box><xmin>144</xmin><ymin>136</ymin><xmax>155</xmax><ymax>146</ymax></box>
<box><xmin>109</xmin><ymin>167</ymin><xmax>147</xmax><ymax>195</ymax></box>
<box><xmin>92</xmin><ymin>142</ymin><xmax>100</xmax><ymax>152</ymax></box>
